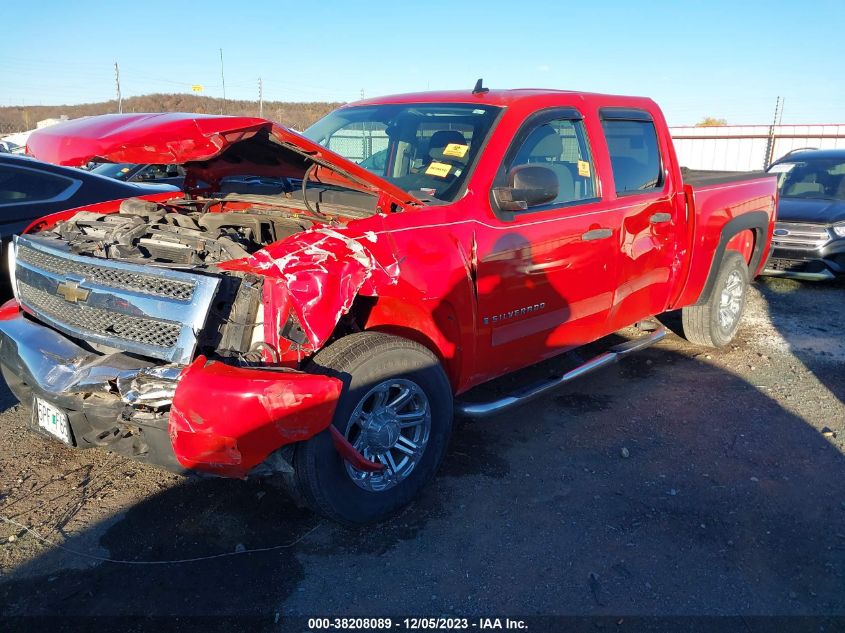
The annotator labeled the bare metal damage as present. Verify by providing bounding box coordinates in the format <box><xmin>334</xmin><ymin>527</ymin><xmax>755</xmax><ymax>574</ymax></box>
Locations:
<box><xmin>251</xmin><ymin>227</ymin><xmax>400</xmax><ymax>350</ymax></box>
<box><xmin>116</xmin><ymin>366</ymin><xmax>183</xmax><ymax>409</ymax></box>
<box><xmin>0</xmin><ymin>311</ymin><xmax>159</xmax><ymax>399</ymax></box>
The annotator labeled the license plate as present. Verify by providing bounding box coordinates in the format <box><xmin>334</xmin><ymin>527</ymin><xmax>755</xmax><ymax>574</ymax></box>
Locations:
<box><xmin>34</xmin><ymin>398</ymin><xmax>72</xmax><ymax>444</ymax></box>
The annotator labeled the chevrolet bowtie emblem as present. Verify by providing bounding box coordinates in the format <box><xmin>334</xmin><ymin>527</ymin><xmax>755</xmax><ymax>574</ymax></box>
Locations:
<box><xmin>56</xmin><ymin>280</ymin><xmax>90</xmax><ymax>303</ymax></box>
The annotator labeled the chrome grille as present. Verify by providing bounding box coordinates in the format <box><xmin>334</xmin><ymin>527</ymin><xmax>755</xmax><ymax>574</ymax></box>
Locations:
<box><xmin>772</xmin><ymin>222</ymin><xmax>830</xmax><ymax>250</ymax></box>
<box><xmin>17</xmin><ymin>244</ymin><xmax>195</xmax><ymax>301</ymax></box>
<box><xmin>18</xmin><ymin>281</ymin><xmax>181</xmax><ymax>349</ymax></box>
<box><xmin>13</xmin><ymin>235</ymin><xmax>220</xmax><ymax>364</ymax></box>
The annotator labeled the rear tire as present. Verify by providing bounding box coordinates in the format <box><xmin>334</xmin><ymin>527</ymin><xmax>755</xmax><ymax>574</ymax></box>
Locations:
<box><xmin>294</xmin><ymin>332</ymin><xmax>453</xmax><ymax>525</ymax></box>
<box><xmin>682</xmin><ymin>251</ymin><xmax>749</xmax><ymax>348</ymax></box>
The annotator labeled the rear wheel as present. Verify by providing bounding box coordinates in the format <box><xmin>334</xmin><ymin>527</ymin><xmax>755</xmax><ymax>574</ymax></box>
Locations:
<box><xmin>682</xmin><ymin>251</ymin><xmax>749</xmax><ymax>348</ymax></box>
<box><xmin>294</xmin><ymin>332</ymin><xmax>453</xmax><ymax>525</ymax></box>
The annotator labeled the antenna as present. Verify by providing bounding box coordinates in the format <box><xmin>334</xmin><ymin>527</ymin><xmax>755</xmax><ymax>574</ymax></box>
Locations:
<box><xmin>472</xmin><ymin>78</ymin><xmax>488</xmax><ymax>95</ymax></box>
<box><xmin>258</xmin><ymin>77</ymin><xmax>264</xmax><ymax>118</ymax></box>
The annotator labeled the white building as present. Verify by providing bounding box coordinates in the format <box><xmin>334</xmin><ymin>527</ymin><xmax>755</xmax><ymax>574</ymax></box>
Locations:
<box><xmin>669</xmin><ymin>124</ymin><xmax>845</xmax><ymax>172</ymax></box>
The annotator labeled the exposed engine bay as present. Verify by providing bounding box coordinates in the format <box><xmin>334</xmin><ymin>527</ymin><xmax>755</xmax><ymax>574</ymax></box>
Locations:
<box><xmin>52</xmin><ymin>196</ymin><xmax>320</xmax><ymax>265</ymax></box>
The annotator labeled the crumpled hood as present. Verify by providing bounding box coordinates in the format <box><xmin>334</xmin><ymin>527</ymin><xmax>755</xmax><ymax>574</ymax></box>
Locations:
<box><xmin>777</xmin><ymin>197</ymin><xmax>845</xmax><ymax>225</ymax></box>
<box><xmin>26</xmin><ymin>112</ymin><xmax>422</xmax><ymax>210</ymax></box>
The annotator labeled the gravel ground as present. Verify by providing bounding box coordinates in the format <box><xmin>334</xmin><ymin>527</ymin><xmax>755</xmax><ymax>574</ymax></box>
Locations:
<box><xmin>0</xmin><ymin>276</ymin><xmax>843</xmax><ymax>630</ymax></box>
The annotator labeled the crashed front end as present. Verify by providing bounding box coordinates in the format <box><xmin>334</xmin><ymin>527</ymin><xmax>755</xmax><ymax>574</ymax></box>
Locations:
<box><xmin>0</xmin><ymin>231</ymin><xmax>345</xmax><ymax>477</ymax></box>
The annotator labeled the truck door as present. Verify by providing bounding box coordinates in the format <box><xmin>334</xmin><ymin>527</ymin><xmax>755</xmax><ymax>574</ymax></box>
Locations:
<box><xmin>598</xmin><ymin>109</ymin><xmax>685</xmax><ymax>330</ymax></box>
<box><xmin>472</xmin><ymin>109</ymin><xmax>620</xmax><ymax>382</ymax></box>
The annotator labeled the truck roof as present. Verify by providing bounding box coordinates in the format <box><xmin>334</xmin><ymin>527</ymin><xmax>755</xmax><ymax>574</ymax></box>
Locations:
<box><xmin>351</xmin><ymin>88</ymin><xmax>659</xmax><ymax>111</ymax></box>
<box><xmin>775</xmin><ymin>148</ymin><xmax>845</xmax><ymax>162</ymax></box>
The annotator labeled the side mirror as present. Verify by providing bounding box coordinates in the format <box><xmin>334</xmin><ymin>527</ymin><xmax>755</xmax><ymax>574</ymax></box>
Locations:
<box><xmin>492</xmin><ymin>165</ymin><xmax>558</xmax><ymax>212</ymax></box>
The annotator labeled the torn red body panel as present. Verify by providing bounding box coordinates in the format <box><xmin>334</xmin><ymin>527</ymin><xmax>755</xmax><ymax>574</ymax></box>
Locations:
<box><xmin>245</xmin><ymin>227</ymin><xmax>400</xmax><ymax>351</ymax></box>
<box><xmin>169</xmin><ymin>356</ymin><xmax>342</xmax><ymax>478</ymax></box>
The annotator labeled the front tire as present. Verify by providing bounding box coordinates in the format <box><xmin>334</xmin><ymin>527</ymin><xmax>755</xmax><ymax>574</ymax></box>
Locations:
<box><xmin>294</xmin><ymin>332</ymin><xmax>453</xmax><ymax>525</ymax></box>
<box><xmin>682</xmin><ymin>251</ymin><xmax>749</xmax><ymax>348</ymax></box>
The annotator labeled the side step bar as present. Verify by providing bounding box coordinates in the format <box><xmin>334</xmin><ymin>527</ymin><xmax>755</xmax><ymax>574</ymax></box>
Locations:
<box><xmin>455</xmin><ymin>327</ymin><xmax>666</xmax><ymax>419</ymax></box>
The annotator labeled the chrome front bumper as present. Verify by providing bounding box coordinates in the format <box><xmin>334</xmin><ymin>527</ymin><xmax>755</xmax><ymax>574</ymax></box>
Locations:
<box><xmin>0</xmin><ymin>309</ymin><xmax>185</xmax><ymax>469</ymax></box>
<box><xmin>0</xmin><ymin>309</ymin><xmax>181</xmax><ymax>402</ymax></box>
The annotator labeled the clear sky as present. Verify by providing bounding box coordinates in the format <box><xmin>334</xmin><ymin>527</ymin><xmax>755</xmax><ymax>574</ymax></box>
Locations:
<box><xmin>1</xmin><ymin>0</ymin><xmax>843</xmax><ymax>125</ymax></box>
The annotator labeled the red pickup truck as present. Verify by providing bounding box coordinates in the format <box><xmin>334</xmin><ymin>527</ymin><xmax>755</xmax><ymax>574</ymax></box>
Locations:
<box><xmin>7</xmin><ymin>87</ymin><xmax>776</xmax><ymax>523</ymax></box>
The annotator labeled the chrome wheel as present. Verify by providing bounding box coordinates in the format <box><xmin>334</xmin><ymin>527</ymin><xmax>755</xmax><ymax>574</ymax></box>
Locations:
<box><xmin>718</xmin><ymin>270</ymin><xmax>744</xmax><ymax>331</ymax></box>
<box><xmin>343</xmin><ymin>378</ymin><xmax>431</xmax><ymax>492</ymax></box>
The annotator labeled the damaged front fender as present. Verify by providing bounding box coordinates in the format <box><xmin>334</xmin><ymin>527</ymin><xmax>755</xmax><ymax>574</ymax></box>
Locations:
<box><xmin>169</xmin><ymin>356</ymin><xmax>342</xmax><ymax>477</ymax></box>
<box><xmin>245</xmin><ymin>226</ymin><xmax>400</xmax><ymax>352</ymax></box>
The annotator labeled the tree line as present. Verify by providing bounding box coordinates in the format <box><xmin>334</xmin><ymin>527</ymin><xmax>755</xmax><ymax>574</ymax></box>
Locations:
<box><xmin>0</xmin><ymin>93</ymin><xmax>342</xmax><ymax>134</ymax></box>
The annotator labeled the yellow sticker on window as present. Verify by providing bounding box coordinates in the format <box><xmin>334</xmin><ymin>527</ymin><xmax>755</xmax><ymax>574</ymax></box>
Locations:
<box><xmin>425</xmin><ymin>161</ymin><xmax>452</xmax><ymax>178</ymax></box>
<box><xmin>442</xmin><ymin>143</ymin><xmax>469</xmax><ymax>158</ymax></box>
<box><xmin>577</xmin><ymin>160</ymin><xmax>591</xmax><ymax>178</ymax></box>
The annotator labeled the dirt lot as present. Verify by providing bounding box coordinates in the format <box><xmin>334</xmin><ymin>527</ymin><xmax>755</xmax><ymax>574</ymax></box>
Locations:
<box><xmin>0</xmin><ymin>276</ymin><xmax>843</xmax><ymax>630</ymax></box>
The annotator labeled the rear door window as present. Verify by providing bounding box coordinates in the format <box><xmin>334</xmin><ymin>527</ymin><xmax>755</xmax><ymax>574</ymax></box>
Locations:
<box><xmin>0</xmin><ymin>165</ymin><xmax>77</xmax><ymax>203</ymax></box>
<box><xmin>601</xmin><ymin>115</ymin><xmax>663</xmax><ymax>194</ymax></box>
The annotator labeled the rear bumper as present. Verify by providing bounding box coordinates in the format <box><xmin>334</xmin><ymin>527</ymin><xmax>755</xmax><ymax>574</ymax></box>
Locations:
<box><xmin>762</xmin><ymin>239</ymin><xmax>845</xmax><ymax>280</ymax></box>
<box><xmin>0</xmin><ymin>305</ymin><xmax>342</xmax><ymax>478</ymax></box>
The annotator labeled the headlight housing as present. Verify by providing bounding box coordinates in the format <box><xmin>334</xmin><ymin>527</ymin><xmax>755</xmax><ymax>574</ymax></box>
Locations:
<box><xmin>832</xmin><ymin>223</ymin><xmax>845</xmax><ymax>238</ymax></box>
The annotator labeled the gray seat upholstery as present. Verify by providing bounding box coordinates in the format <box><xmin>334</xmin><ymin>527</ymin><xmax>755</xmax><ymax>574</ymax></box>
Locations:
<box><xmin>427</xmin><ymin>130</ymin><xmax>468</xmax><ymax>162</ymax></box>
<box><xmin>514</xmin><ymin>125</ymin><xmax>575</xmax><ymax>203</ymax></box>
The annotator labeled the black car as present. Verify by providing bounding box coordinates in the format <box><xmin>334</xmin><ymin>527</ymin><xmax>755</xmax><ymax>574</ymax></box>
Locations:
<box><xmin>764</xmin><ymin>149</ymin><xmax>845</xmax><ymax>280</ymax></box>
<box><xmin>0</xmin><ymin>154</ymin><xmax>178</xmax><ymax>290</ymax></box>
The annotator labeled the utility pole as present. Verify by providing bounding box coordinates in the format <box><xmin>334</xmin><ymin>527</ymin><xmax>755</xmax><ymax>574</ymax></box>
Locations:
<box><xmin>360</xmin><ymin>88</ymin><xmax>365</xmax><ymax>100</ymax></box>
<box><xmin>258</xmin><ymin>77</ymin><xmax>263</xmax><ymax>118</ymax></box>
<box><xmin>219</xmin><ymin>48</ymin><xmax>227</xmax><ymax>114</ymax></box>
<box><xmin>764</xmin><ymin>96</ymin><xmax>782</xmax><ymax>170</ymax></box>
<box><xmin>114</xmin><ymin>62</ymin><xmax>122</xmax><ymax>114</ymax></box>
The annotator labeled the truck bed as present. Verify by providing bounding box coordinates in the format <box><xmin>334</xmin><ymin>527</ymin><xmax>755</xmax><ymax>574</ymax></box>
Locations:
<box><xmin>672</xmin><ymin>171</ymin><xmax>778</xmax><ymax>309</ymax></box>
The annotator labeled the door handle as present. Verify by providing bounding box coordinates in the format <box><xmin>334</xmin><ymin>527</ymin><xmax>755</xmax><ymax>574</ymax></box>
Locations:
<box><xmin>649</xmin><ymin>212</ymin><xmax>672</xmax><ymax>224</ymax></box>
<box><xmin>581</xmin><ymin>228</ymin><xmax>613</xmax><ymax>241</ymax></box>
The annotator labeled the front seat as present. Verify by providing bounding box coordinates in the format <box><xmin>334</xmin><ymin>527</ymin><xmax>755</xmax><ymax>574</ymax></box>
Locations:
<box><xmin>426</xmin><ymin>130</ymin><xmax>468</xmax><ymax>164</ymax></box>
<box><xmin>414</xmin><ymin>130</ymin><xmax>469</xmax><ymax>184</ymax></box>
<box><xmin>513</xmin><ymin>125</ymin><xmax>574</xmax><ymax>203</ymax></box>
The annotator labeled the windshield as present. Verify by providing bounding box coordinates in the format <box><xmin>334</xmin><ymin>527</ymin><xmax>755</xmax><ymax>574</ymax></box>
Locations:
<box><xmin>303</xmin><ymin>103</ymin><xmax>502</xmax><ymax>202</ymax></box>
<box><xmin>769</xmin><ymin>157</ymin><xmax>845</xmax><ymax>201</ymax></box>
<box><xmin>89</xmin><ymin>162</ymin><xmax>136</xmax><ymax>181</ymax></box>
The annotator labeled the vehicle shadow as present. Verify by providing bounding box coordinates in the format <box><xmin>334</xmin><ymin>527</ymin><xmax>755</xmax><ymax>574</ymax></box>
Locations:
<box><xmin>0</xmin><ymin>378</ymin><xmax>19</xmax><ymax>413</ymax></box>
